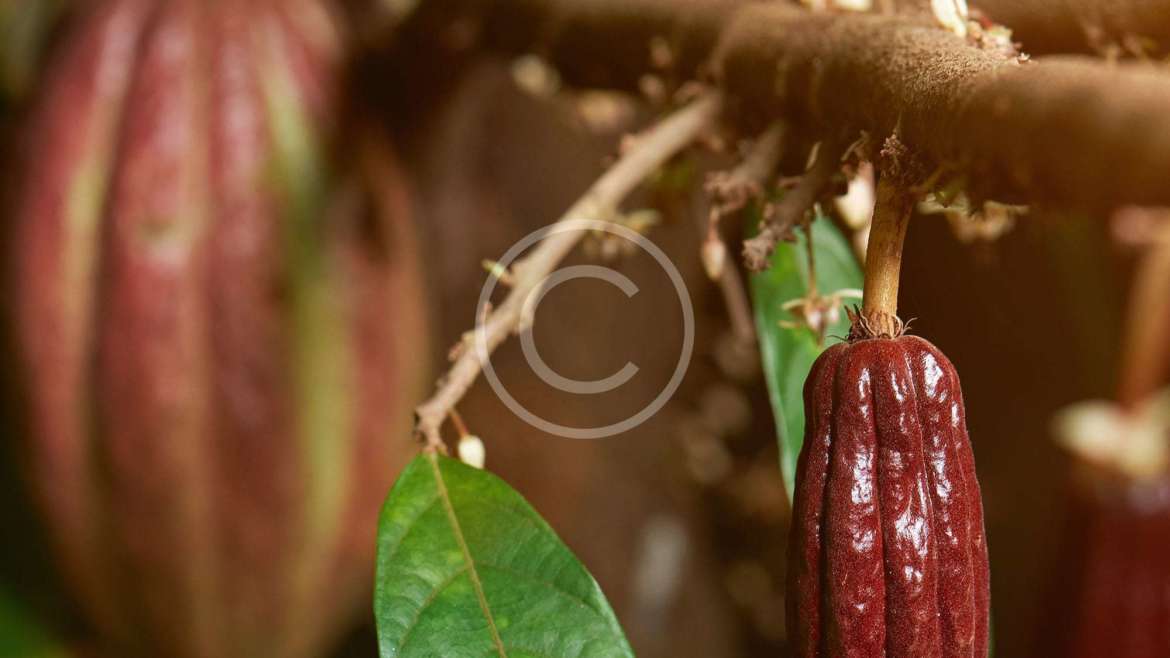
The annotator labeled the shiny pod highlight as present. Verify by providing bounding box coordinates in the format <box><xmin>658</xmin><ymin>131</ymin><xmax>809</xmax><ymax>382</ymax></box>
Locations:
<box><xmin>787</xmin><ymin>334</ymin><xmax>990</xmax><ymax>657</ymax></box>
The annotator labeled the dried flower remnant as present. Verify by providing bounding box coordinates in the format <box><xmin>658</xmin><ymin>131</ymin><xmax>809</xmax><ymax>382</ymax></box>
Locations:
<box><xmin>702</xmin><ymin>230</ymin><xmax>728</xmax><ymax>280</ymax></box>
<box><xmin>800</xmin><ymin>0</ymin><xmax>873</xmax><ymax>11</ymax></box>
<box><xmin>511</xmin><ymin>54</ymin><xmax>561</xmax><ymax>97</ymax></box>
<box><xmin>779</xmin><ymin>288</ymin><xmax>863</xmax><ymax>345</ymax></box>
<box><xmin>575</xmin><ymin>91</ymin><xmax>638</xmax><ymax>134</ymax></box>
<box><xmin>919</xmin><ymin>191</ymin><xmax>1025</xmax><ymax>243</ymax></box>
<box><xmin>932</xmin><ymin>0</ymin><xmax>969</xmax><ymax>37</ymax></box>
<box><xmin>1053</xmin><ymin>392</ymin><xmax>1170</xmax><ymax>480</ymax></box>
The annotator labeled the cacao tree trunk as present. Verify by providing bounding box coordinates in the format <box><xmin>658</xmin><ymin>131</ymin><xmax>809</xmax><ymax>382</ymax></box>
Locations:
<box><xmin>12</xmin><ymin>1</ymin><xmax>429</xmax><ymax>656</ymax></box>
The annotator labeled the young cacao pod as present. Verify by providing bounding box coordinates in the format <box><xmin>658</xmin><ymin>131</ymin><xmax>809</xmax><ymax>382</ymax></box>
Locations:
<box><xmin>12</xmin><ymin>1</ymin><xmax>428</xmax><ymax>657</ymax></box>
<box><xmin>787</xmin><ymin>331</ymin><xmax>990</xmax><ymax>657</ymax></box>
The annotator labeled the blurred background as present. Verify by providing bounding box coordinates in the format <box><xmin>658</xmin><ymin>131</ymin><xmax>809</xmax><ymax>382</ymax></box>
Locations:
<box><xmin>0</xmin><ymin>1</ymin><xmax>1166</xmax><ymax>657</ymax></box>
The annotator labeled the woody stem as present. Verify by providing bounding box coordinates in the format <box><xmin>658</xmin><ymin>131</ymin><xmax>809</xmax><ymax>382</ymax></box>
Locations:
<box><xmin>804</xmin><ymin>221</ymin><xmax>818</xmax><ymax>295</ymax></box>
<box><xmin>861</xmin><ymin>174</ymin><xmax>913</xmax><ymax>325</ymax></box>
<box><xmin>1117</xmin><ymin>220</ymin><xmax>1170</xmax><ymax>409</ymax></box>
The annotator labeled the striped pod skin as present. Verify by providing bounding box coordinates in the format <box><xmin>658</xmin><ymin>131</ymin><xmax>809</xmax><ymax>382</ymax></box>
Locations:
<box><xmin>786</xmin><ymin>334</ymin><xmax>990</xmax><ymax>657</ymax></box>
<box><xmin>12</xmin><ymin>1</ymin><xmax>428</xmax><ymax>657</ymax></box>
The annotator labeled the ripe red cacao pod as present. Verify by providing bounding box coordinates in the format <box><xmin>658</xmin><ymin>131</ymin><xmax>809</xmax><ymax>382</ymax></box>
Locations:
<box><xmin>1046</xmin><ymin>474</ymin><xmax>1170</xmax><ymax>658</ymax></box>
<box><xmin>12</xmin><ymin>1</ymin><xmax>428</xmax><ymax>657</ymax></box>
<box><xmin>787</xmin><ymin>334</ymin><xmax>990</xmax><ymax>657</ymax></box>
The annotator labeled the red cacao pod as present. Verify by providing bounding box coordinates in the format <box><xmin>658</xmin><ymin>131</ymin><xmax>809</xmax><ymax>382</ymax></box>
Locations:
<box><xmin>787</xmin><ymin>334</ymin><xmax>990</xmax><ymax>657</ymax></box>
<box><xmin>13</xmin><ymin>1</ymin><xmax>428</xmax><ymax>656</ymax></box>
<box><xmin>1046</xmin><ymin>473</ymin><xmax>1170</xmax><ymax>658</ymax></box>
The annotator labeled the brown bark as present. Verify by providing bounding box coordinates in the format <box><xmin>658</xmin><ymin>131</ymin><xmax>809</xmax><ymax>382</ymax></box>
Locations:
<box><xmin>860</xmin><ymin>175</ymin><xmax>914</xmax><ymax>335</ymax></box>
<box><xmin>396</xmin><ymin>0</ymin><xmax>1170</xmax><ymax>211</ymax></box>
<box><xmin>975</xmin><ymin>0</ymin><xmax>1170</xmax><ymax>55</ymax></box>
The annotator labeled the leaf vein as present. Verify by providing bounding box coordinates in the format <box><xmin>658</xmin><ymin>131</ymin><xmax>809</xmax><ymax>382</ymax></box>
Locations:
<box><xmin>429</xmin><ymin>453</ymin><xmax>509</xmax><ymax>657</ymax></box>
<box><xmin>475</xmin><ymin>563</ymin><xmax>612</xmax><ymax>625</ymax></box>
<box><xmin>450</xmin><ymin>502</ymin><xmax>609</xmax><ymax>618</ymax></box>
<box><xmin>394</xmin><ymin>565</ymin><xmax>472</xmax><ymax>652</ymax></box>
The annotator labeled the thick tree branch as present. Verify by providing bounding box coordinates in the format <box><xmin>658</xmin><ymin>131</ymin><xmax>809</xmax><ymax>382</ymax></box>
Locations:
<box><xmin>399</xmin><ymin>0</ymin><xmax>1170</xmax><ymax>211</ymax></box>
<box><xmin>413</xmin><ymin>92</ymin><xmax>723</xmax><ymax>449</ymax></box>
<box><xmin>975</xmin><ymin>0</ymin><xmax>1170</xmax><ymax>56</ymax></box>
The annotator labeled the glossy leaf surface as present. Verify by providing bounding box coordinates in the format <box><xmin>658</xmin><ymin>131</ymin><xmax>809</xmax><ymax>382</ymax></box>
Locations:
<box><xmin>751</xmin><ymin>217</ymin><xmax>862</xmax><ymax>501</ymax></box>
<box><xmin>375</xmin><ymin>453</ymin><xmax>633</xmax><ymax>658</ymax></box>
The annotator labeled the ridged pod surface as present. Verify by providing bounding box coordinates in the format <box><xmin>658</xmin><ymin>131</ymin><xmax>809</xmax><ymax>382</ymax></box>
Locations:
<box><xmin>12</xmin><ymin>1</ymin><xmax>428</xmax><ymax>656</ymax></box>
<box><xmin>787</xmin><ymin>334</ymin><xmax>990</xmax><ymax>657</ymax></box>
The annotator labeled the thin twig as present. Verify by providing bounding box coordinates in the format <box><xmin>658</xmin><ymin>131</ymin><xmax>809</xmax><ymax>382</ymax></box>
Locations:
<box><xmin>804</xmin><ymin>220</ymin><xmax>818</xmax><ymax>295</ymax></box>
<box><xmin>414</xmin><ymin>92</ymin><xmax>724</xmax><ymax>450</ymax></box>
<box><xmin>717</xmin><ymin>262</ymin><xmax>756</xmax><ymax>345</ymax></box>
<box><xmin>705</xmin><ymin>123</ymin><xmax>786</xmax><ymax>225</ymax></box>
<box><xmin>449</xmin><ymin>407</ymin><xmax>471</xmax><ymax>438</ymax></box>
<box><xmin>734</xmin><ymin>123</ymin><xmax>786</xmax><ymax>190</ymax></box>
<box><xmin>742</xmin><ymin>140</ymin><xmax>846</xmax><ymax>272</ymax></box>
<box><xmin>700</xmin><ymin>124</ymin><xmax>786</xmax><ymax>344</ymax></box>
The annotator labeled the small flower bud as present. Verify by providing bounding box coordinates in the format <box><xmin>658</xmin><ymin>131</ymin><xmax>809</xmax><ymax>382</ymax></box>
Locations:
<box><xmin>457</xmin><ymin>435</ymin><xmax>486</xmax><ymax>469</ymax></box>
<box><xmin>701</xmin><ymin>235</ymin><xmax>727</xmax><ymax>281</ymax></box>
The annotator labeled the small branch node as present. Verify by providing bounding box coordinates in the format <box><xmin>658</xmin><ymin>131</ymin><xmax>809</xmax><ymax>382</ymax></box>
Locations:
<box><xmin>481</xmin><ymin>259</ymin><xmax>515</xmax><ymax>287</ymax></box>
<box><xmin>846</xmin><ymin>305</ymin><xmax>907</xmax><ymax>341</ymax></box>
<box><xmin>742</xmin><ymin>139</ymin><xmax>846</xmax><ymax>272</ymax></box>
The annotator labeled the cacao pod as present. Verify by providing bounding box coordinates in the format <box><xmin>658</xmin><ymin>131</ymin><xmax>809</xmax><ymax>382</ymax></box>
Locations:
<box><xmin>1045</xmin><ymin>473</ymin><xmax>1170</xmax><ymax>658</ymax></box>
<box><xmin>13</xmin><ymin>1</ymin><xmax>428</xmax><ymax>657</ymax></box>
<box><xmin>787</xmin><ymin>333</ymin><xmax>990</xmax><ymax>657</ymax></box>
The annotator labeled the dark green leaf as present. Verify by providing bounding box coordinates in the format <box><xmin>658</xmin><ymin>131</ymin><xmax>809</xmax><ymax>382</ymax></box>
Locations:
<box><xmin>750</xmin><ymin>217</ymin><xmax>862</xmax><ymax>502</ymax></box>
<box><xmin>375</xmin><ymin>453</ymin><xmax>634</xmax><ymax>658</ymax></box>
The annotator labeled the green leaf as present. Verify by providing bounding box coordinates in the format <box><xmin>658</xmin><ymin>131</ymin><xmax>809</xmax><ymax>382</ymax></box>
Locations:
<box><xmin>0</xmin><ymin>590</ymin><xmax>68</xmax><ymax>658</ymax></box>
<box><xmin>750</xmin><ymin>217</ymin><xmax>862</xmax><ymax>502</ymax></box>
<box><xmin>375</xmin><ymin>453</ymin><xmax>634</xmax><ymax>658</ymax></box>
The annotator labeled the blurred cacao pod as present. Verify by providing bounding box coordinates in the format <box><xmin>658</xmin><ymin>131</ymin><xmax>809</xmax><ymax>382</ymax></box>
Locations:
<box><xmin>12</xmin><ymin>1</ymin><xmax>429</xmax><ymax>657</ymax></box>
<box><xmin>1045</xmin><ymin>472</ymin><xmax>1170</xmax><ymax>658</ymax></box>
<box><xmin>787</xmin><ymin>331</ymin><xmax>990</xmax><ymax>657</ymax></box>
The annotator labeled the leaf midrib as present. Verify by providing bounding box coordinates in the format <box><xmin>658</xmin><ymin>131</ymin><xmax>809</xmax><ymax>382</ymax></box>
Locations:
<box><xmin>428</xmin><ymin>452</ymin><xmax>509</xmax><ymax>657</ymax></box>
